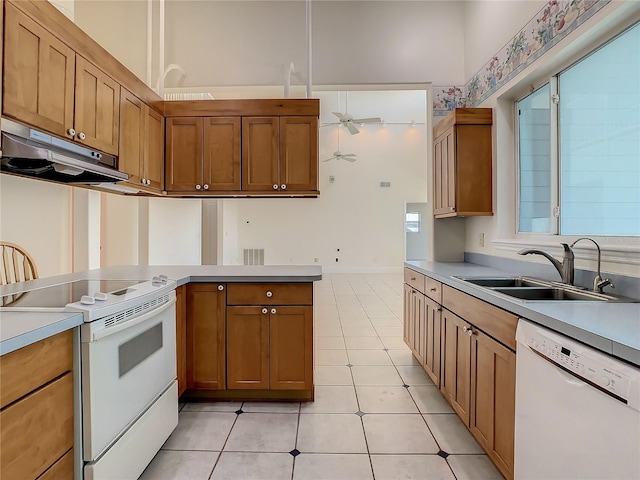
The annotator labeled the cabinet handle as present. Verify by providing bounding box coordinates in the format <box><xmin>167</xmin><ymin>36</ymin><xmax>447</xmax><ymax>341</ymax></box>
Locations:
<box><xmin>271</xmin><ymin>308</ymin><xmax>277</xmax><ymax>314</ymax></box>
<box><xmin>410</xmin><ymin>277</ymin><xmax>416</xmax><ymax>281</ymax></box>
<box><xmin>430</xmin><ymin>287</ymin><xmax>437</xmax><ymax>292</ymax></box>
<box><xmin>67</xmin><ymin>128</ymin><xmax>76</xmax><ymax>137</ymax></box>
<box><xmin>436</xmin><ymin>307</ymin><xmax>442</xmax><ymax>312</ymax></box>
<box><xmin>195</xmin><ymin>184</ymin><xmax>202</xmax><ymax>190</ymax></box>
<box><xmin>217</xmin><ymin>285</ymin><xmax>224</xmax><ymax>291</ymax></box>
<box><xmin>266</xmin><ymin>291</ymin><xmax>273</xmax><ymax>298</ymax></box>
<box><xmin>273</xmin><ymin>184</ymin><xmax>279</xmax><ymax>190</ymax></box>
<box><xmin>78</xmin><ymin>132</ymin><xmax>86</xmax><ymax>140</ymax></box>
<box><xmin>449</xmin><ymin>206</ymin><xmax>455</xmax><ymax>212</ymax></box>
<box><xmin>203</xmin><ymin>184</ymin><xmax>209</xmax><ymax>190</ymax></box>
<box><xmin>261</xmin><ymin>308</ymin><xmax>268</xmax><ymax>314</ymax></box>
<box><xmin>281</xmin><ymin>184</ymin><xmax>287</xmax><ymax>190</ymax></box>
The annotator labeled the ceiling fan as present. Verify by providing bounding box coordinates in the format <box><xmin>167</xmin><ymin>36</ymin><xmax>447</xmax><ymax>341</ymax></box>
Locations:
<box><xmin>323</xmin><ymin>151</ymin><xmax>357</xmax><ymax>162</ymax></box>
<box><xmin>322</xmin><ymin>125</ymin><xmax>357</xmax><ymax>162</ymax></box>
<box><xmin>332</xmin><ymin>111</ymin><xmax>382</xmax><ymax>135</ymax></box>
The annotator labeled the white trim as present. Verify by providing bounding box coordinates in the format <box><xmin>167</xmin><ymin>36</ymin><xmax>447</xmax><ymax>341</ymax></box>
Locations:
<box><xmin>493</xmin><ymin>238</ymin><xmax>640</xmax><ymax>266</ymax></box>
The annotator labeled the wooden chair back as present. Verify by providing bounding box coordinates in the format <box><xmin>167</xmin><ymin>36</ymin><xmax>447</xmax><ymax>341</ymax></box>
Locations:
<box><xmin>1</xmin><ymin>241</ymin><xmax>39</xmax><ymax>285</ymax></box>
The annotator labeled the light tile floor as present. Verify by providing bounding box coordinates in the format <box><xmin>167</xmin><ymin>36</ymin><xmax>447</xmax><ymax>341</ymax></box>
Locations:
<box><xmin>140</xmin><ymin>273</ymin><xmax>503</xmax><ymax>480</ymax></box>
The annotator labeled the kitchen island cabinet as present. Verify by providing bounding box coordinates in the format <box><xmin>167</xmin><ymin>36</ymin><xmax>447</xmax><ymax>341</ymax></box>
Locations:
<box><xmin>183</xmin><ymin>281</ymin><xmax>314</xmax><ymax>400</ymax></box>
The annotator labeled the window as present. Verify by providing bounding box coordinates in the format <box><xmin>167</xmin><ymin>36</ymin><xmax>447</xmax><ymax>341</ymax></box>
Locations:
<box><xmin>517</xmin><ymin>23</ymin><xmax>640</xmax><ymax>236</ymax></box>
<box><xmin>405</xmin><ymin>212</ymin><xmax>421</xmax><ymax>233</ymax></box>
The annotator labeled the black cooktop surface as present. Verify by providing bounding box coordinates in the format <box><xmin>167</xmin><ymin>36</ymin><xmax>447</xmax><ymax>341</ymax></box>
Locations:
<box><xmin>1</xmin><ymin>280</ymin><xmax>143</xmax><ymax>308</ymax></box>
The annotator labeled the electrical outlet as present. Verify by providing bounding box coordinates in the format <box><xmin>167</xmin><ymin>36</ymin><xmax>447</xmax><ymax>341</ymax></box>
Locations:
<box><xmin>479</xmin><ymin>233</ymin><xmax>485</xmax><ymax>247</ymax></box>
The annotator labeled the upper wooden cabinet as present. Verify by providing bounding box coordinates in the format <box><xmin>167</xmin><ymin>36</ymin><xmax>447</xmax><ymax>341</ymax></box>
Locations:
<box><xmin>119</xmin><ymin>88</ymin><xmax>164</xmax><ymax>191</ymax></box>
<box><xmin>74</xmin><ymin>56</ymin><xmax>120</xmax><ymax>154</ymax></box>
<box><xmin>3</xmin><ymin>2</ymin><xmax>75</xmax><ymax>139</ymax></box>
<box><xmin>433</xmin><ymin>108</ymin><xmax>493</xmax><ymax>218</ymax></box>
<box><xmin>242</xmin><ymin>116</ymin><xmax>318</xmax><ymax>193</ymax></box>
<box><xmin>165</xmin><ymin>116</ymin><xmax>241</xmax><ymax>194</ymax></box>
<box><xmin>3</xmin><ymin>2</ymin><xmax>121</xmax><ymax>155</ymax></box>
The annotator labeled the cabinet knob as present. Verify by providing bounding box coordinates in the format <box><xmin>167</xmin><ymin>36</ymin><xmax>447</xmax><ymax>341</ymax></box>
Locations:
<box><xmin>450</xmin><ymin>206</ymin><xmax>455</xmax><ymax>212</ymax></box>
<box><xmin>463</xmin><ymin>326</ymin><xmax>475</xmax><ymax>337</ymax></box>
<box><xmin>147</xmin><ymin>179</ymin><xmax>152</xmax><ymax>185</ymax></box>
<box><xmin>271</xmin><ymin>308</ymin><xmax>277</xmax><ymax>314</ymax></box>
<box><xmin>78</xmin><ymin>132</ymin><xmax>86</xmax><ymax>140</ymax></box>
<box><xmin>262</xmin><ymin>308</ymin><xmax>268</xmax><ymax>314</ymax></box>
<box><xmin>217</xmin><ymin>285</ymin><xmax>224</xmax><ymax>291</ymax></box>
<box><xmin>410</xmin><ymin>277</ymin><xmax>416</xmax><ymax>281</ymax></box>
<box><xmin>203</xmin><ymin>184</ymin><xmax>209</xmax><ymax>190</ymax></box>
<box><xmin>281</xmin><ymin>184</ymin><xmax>287</xmax><ymax>190</ymax></box>
<box><xmin>195</xmin><ymin>184</ymin><xmax>202</xmax><ymax>190</ymax></box>
<box><xmin>430</xmin><ymin>287</ymin><xmax>437</xmax><ymax>292</ymax></box>
<box><xmin>266</xmin><ymin>291</ymin><xmax>273</xmax><ymax>298</ymax></box>
<box><xmin>273</xmin><ymin>184</ymin><xmax>279</xmax><ymax>190</ymax></box>
<box><xmin>67</xmin><ymin>128</ymin><xmax>76</xmax><ymax>137</ymax></box>
<box><xmin>436</xmin><ymin>307</ymin><xmax>442</xmax><ymax>312</ymax></box>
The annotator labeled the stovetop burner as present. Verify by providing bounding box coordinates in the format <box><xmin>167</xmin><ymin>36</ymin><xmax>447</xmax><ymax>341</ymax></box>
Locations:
<box><xmin>1</xmin><ymin>280</ymin><xmax>143</xmax><ymax>308</ymax></box>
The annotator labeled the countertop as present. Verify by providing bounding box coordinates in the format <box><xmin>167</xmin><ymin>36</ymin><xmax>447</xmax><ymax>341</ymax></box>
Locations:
<box><xmin>405</xmin><ymin>261</ymin><xmax>640</xmax><ymax>367</ymax></box>
<box><xmin>0</xmin><ymin>264</ymin><xmax>322</xmax><ymax>355</ymax></box>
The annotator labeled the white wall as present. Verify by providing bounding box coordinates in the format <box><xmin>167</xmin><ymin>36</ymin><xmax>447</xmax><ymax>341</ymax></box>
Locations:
<box><xmin>148</xmin><ymin>198</ymin><xmax>202</xmax><ymax>265</ymax></box>
<box><xmin>0</xmin><ymin>175</ymin><xmax>73</xmax><ymax>277</ymax></box>
<box><xmin>462</xmin><ymin>1</ymin><xmax>640</xmax><ymax>277</ymax></box>
<box><xmin>100</xmin><ymin>193</ymin><xmax>139</xmax><ymax>267</ymax></box>
<box><xmin>48</xmin><ymin>0</ymin><xmax>75</xmax><ymax>20</ymax></box>
<box><xmin>463</xmin><ymin>0</ymin><xmax>547</xmax><ymax>79</ymax></box>
<box><xmin>223</xmin><ymin>89</ymin><xmax>428</xmax><ymax>272</ymax></box>
<box><xmin>74</xmin><ymin>1</ymin><xmax>466</xmax><ymax>89</ymax></box>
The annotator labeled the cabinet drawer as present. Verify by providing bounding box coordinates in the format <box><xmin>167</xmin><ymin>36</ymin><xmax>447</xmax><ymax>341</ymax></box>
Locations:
<box><xmin>227</xmin><ymin>283</ymin><xmax>312</xmax><ymax>306</ymax></box>
<box><xmin>404</xmin><ymin>268</ymin><xmax>426</xmax><ymax>294</ymax></box>
<box><xmin>0</xmin><ymin>330</ymin><xmax>72</xmax><ymax>409</ymax></box>
<box><xmin>425</xmin><ymin>277</ymin><xmax>442</xmax><ymax>303</ymax></box>
<box><xmin>39</xmin><ymin>448</ymin><xmax>74</xmax><ymax>480</ymax></box>
<box><xmin>443</xmin><ymin>285</ymin><xmax>517</xmax><ymax>351</ymax></box>
<box><xmin>0</xmin><ymin>373</ymin><xmax>74</xmax><ymax>480</ymax></box>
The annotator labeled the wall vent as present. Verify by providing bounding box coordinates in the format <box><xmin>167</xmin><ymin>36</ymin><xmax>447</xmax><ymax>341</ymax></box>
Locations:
<box><xmin>243</xmin><ymin>249</ymin><xmax>265</xmax><ymax>265</ymax></box>
<box><xmin>380</xmin><ymin>181</ymin><xmax>391</xmax><ymax>188</ymax></box>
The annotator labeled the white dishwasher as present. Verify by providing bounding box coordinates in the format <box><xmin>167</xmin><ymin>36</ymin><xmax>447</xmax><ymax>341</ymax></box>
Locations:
<box><xmin>515</xmin><ymin>319</ymin><xmax>640</xmax><ymax>480</ymax></box>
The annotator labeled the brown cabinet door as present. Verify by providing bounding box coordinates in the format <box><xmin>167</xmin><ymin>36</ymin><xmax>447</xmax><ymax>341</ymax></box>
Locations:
<box><xmin>118</xmin><ymin>88</ymin><xmax>144</xmax><ymax>184</ymax></box>
<box><xmin>423</xmin><ymin>297</ymin><xmax>441</xmax><ymax>387</ymax></box>
<box><xmin>433</xmin><ymin>127</ymin><xmax>456</xmax><ymax>216</ymax></box>
<box><xmin>414</xmin><ymin>291</ymin><xmax>426</xmax><ymax>364</ymax></box>
<box><xmin>470</xmin><ymin>330</ymin><xmax>515</xmax><ymax>479</ymax></box>
<box><xmin>175</xmin><ymin>285</ymin><xmax>187</xmax><ymax>396</ymax></box>
<box><xmin>440</xmin><ymin>309</ymin><xmax>471</xmax><ymax>425</ymax></box>
<box><xmin>226</xmin><ymin>306</ymin><xmax>270</xmax><ymax>389</ymax></box>
<box><xmin>269</xmin><ymin>306</ymin><xmax>313</xmax><ymax>390</ymax></box>
<box><xmin>186</xmin><ymin>284</ymin><xmax>226</xmax><ymax>390</ymax></box>
<box><xmin>279</xmin><ymin>116</ymin><xmax>318</xmax><ymax>192</ymax></box>
<box><xmin>2</xmin><ymin>3</ymin><xmax>75</xmax><ymax>139</ymax></box>
<box><xmin>204</xmin><ymin>117</ymin><xmax>241</xmax><ymax>191</ymax></box>
<box><xmin>242</xmin><ymin>117</ymin><xmax>279</xmax><ymax>191</ymax></box>
<box><xmin>74</xmin><ymin>56</ymin><xmax>120</xmax><ymax>155</ymax></box>
<box><xmin>166</xmin><ymin>117</ymin><xmax>203</xmax><ymax>192</ymax></box>
<box><xmin>402</xmin><ymin>284</ymin><xmax>414</xmax><ymax>351</ymax></box>
<box><xmin>145</xmin><ymin>107</ymin><xmax>165</xmax><ymax>190</ymax></box>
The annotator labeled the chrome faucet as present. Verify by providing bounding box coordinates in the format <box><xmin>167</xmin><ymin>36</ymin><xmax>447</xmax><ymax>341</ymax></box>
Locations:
<box><xmin>518</xmin><ymin>243</ymin><xmax>575</xmax><ymax>285</ymax></box>
<box><xmin>570</xmin><ymin>237</ymin><xmax>615</xmax><ymax>294</ymax></box>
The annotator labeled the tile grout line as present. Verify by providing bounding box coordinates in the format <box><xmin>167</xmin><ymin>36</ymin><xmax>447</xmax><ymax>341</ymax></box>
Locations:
<box><xmin>206</xmin><ymin>401</ymin><xmax>244</xmax><ymax>480</ymax></box>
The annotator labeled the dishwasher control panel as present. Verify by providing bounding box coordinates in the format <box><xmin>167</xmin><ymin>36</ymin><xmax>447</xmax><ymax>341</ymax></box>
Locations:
<box><xmin>520</xmin><ymin>322</ymin><xmax>638</xmax><ymax>407</ymax></box>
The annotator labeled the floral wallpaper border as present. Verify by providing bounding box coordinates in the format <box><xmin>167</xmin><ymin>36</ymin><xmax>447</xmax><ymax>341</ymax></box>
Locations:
<box><xmin>432</xmin><ymin>0</ymin><xmax>611</xmax><ymax>116</ymax></box>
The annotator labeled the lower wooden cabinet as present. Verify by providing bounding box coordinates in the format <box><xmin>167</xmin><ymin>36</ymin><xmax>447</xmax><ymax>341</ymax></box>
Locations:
<box><xmin>183</xmin><ymin>282</ymin><xmax>314</xmax><ymax>399</ymax></box>
<box><xmin>0</xmin><ymin>331</ymin><xmax>74</xmax><ymax>480</ymax></box>
<box><xmin>423</xmin><ymin>296</ymin><xmax>441</xmax><ymax>386</ymax></box>
<box><xmin>440</xmin><ymin>309</ymin><xmax>472</xmax><ymax>425</ymax></box>
<box><xmin>471</xmin><ymin>329</ymin><xmax>516</xmax><ymax>479</ymax></box>
<box><xmin>226</xmin><ymin>306</ymin><xmax>270</xmax><ymax>390</ymax></box>
<box><xmin>186</xmin><ymin>283</ymin><xmax>226</xmax><ymax>390</ymax></box>
<box><xmin>175</xmin><ymin>285</ymin><xmax>187</xmax><ymax>396</ymax></box>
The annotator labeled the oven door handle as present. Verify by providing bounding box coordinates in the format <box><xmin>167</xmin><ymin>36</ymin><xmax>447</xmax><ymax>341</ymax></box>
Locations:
<box><xmin>90</xmin><ymin>297</ymin><xmax>176</xmax><ymax>341</ymax></box>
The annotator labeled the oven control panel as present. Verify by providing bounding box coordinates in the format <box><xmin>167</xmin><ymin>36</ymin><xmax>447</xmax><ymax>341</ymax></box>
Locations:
<box><xmin>519</xmin><ymin>322</ymin><xmax>639</xmax><ymax>410</ymax></box>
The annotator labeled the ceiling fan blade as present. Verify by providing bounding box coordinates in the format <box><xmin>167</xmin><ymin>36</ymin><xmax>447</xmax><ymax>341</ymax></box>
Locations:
<box><xmin>345</xmin><ymin>122</ymin><xmax>360</xmax><ymax>135</ymax></box>
<box><xmin>344</xmin><ymin>156</ymin><xmax>357</xmax><ymax>162</ymax></box>
<box><xmin>352</xmin><ymin>117</ymin><xmax>382</xmax><ymax>124</ymax></box>
<box><xmin>332</xmin><ymin>112</ymin><xmax>347</xmax><ymax>121</ymax></box>
<box><xmin>322</xmin><ymin>156</ymin><xmax>336</xmax><ymax>162</ymax></box>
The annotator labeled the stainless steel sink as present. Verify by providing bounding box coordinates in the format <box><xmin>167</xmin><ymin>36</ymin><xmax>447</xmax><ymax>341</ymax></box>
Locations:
<box><xmin>455</xmin><ymin>276</ymin><xmax>638</xmax><ymax>303</ymax></box>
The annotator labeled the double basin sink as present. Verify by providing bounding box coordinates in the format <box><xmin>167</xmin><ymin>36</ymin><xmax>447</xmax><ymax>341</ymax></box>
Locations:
<box><xmin>455</xmin><ymin>277</ymin><xmax>638</xmax><ymax>303</ymax></box>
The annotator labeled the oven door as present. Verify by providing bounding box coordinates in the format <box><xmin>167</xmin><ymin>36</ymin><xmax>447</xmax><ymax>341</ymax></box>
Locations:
<box><xmin>81</xmin><ymin>294</ymin><xmax>177</xmax><ymax>461</ymax></box>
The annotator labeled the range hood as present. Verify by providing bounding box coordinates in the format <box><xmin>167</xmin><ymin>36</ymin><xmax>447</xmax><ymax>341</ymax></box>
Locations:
<box><xmin>0</xmin><ymin>118</ymin><xmax>128</xmax><ymax>185</ymax></box>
